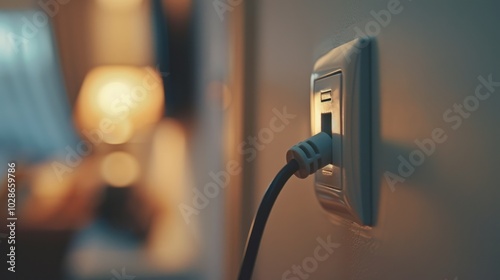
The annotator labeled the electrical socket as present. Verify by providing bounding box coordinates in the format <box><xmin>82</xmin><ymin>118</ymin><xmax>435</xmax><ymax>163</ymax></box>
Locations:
<box><xmin>311</xmin><ymin>37</ymin><xmax>372</xmax><ymax>226</ymax></box>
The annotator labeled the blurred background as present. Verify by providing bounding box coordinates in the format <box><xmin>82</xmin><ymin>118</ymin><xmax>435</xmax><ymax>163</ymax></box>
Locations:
<box><xmin>0</xmin><ymin>0</ymin><xmax>244</xmax><ymax>279</ymax></box>
<box><xmin>2</xmin><ymin>0</ymin><xmax>500</xmax><ymax>280</ymax></box>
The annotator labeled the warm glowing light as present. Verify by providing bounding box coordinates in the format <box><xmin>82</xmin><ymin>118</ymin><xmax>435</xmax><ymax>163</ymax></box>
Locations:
<box><xmin>100</xmin><ymin>152</ymin><xmax>140</xmax><ymax>187</ymax></box>
<box><xmin>97</xmin><ymin>81</ymin><xmax>129</xmax><ymax>112</ymax></box>
<box><xmin>104</xmin><ymin>121</ymin><xmax>134</xmax><ymax>145</ymax></box>
<box><xmin>75</xmin><ymin>66</ymin><xmax>164</xmax><ymax>144</ymax></box>
<box><xmin>96</xmin><ymin>0</ymin><xmax>143</xmax><ymax>10</ymax></box>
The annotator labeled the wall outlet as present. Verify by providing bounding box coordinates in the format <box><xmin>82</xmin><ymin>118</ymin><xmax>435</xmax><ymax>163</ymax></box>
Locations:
<box><xmin>311</xmin><ymin>37</ymin><xmax>372</xmax><ymax>226</ymax></box>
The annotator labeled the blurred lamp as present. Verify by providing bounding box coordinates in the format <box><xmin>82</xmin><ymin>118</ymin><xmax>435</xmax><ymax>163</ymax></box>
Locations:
<box><xmin>74</xmin><ymin>66</ymin><xmax>164</xmax><ymax>144</ymax></box>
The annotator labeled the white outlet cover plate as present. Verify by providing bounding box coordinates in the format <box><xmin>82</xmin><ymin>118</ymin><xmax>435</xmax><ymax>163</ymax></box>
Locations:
<box><xmin>311</xmin><ymin>37</ymin><xmax>372</xmax><ymax>226</ymax></box>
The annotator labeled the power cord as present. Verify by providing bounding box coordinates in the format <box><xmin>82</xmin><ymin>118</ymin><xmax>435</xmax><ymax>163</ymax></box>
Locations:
<box><xmin>238</xmin><ymin>132</ymin><xmax>333</xmax><ymax>280</ymax></box>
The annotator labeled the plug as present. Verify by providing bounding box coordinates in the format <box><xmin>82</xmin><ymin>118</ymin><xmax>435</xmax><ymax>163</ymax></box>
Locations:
<box><xmin>286</xmin><ymin>132</ymin><xmax>332</xmax><ymax>179</ymax></box>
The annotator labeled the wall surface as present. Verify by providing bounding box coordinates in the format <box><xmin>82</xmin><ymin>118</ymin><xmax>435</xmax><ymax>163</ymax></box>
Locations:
<box><xmin>247</xmin><ymin>0</ymin><xmax>500</xmax><ymax>279</ymax></box>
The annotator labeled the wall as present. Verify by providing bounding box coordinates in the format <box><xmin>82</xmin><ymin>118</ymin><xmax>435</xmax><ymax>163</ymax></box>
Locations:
<box><xmin>246</xmin><ymin>0</ymin><xmax>500</xmax><ymax>279</ymax></box>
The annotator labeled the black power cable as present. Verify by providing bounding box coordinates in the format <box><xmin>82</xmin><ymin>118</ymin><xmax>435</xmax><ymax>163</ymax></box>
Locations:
<box><xmin>238</xmin><ymin>159</ymin><xmax>299</xmax><ymax>280</ymax></box>
<box><xmin>238</xmin><ymin>132</ymin><xmax>333</xmax><ymax>279</ymax></box>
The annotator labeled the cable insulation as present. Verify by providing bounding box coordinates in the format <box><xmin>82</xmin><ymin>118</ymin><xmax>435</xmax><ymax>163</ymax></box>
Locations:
<box><xmin>238</xmin><ymin>159</ymin><xmax>300</xmax><ymax>280</ymax></box>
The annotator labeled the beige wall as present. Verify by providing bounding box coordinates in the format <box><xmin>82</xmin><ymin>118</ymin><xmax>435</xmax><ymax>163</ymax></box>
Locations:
<box><xmin>244</xmin><ymin>0</ymin><xmax>500</xmax><ymax>279</ymax></box>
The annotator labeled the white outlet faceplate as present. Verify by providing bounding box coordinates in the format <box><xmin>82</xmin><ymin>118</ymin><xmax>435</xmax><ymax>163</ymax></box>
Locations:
<box><xmin>311</xmin><ymin>37</ymin><xmax>372</xmax><ymax>226</ymax></box>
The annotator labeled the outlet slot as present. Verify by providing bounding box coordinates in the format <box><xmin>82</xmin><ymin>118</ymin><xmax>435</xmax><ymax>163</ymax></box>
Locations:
<box><xmin>321</xmin><ymin>112</ymin><xmax>332</xmax><ymax>136</ymax></box>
